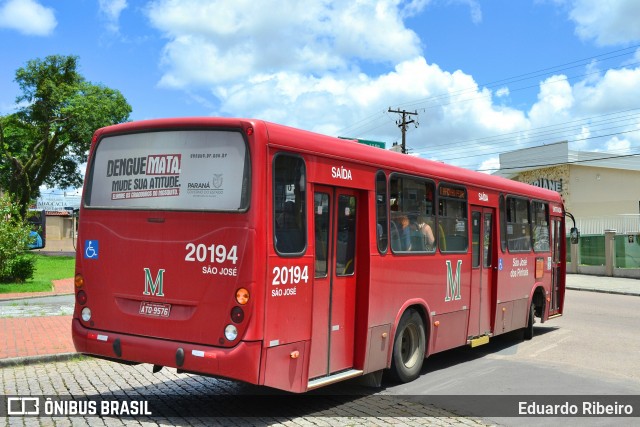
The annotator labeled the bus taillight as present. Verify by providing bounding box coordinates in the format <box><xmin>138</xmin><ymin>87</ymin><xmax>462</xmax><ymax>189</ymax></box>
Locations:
<box><xmin>75</xmin><ymin>273</ymin><xmax>88</xmax><ymax>306</ymax></box>
<box><xmin>231</xmin><ymin>306</ymin><xmax>244</xmax><ymax>323</ymax></box>
<box><xmin>74</xmin><ymin>273</ymin><xmax>85</xmax><ymax>289</ymax></box>
<box><xmin>224</xmin><ymin>324</ymin><xmax>238</xmax><ymax>341</ymax></box>
<box><xmin>236</xmin><ymin>288</ymin><xmax>249</xmax><ymax>305</ymax></box>
<box><xmin>76</xmin><ymin>290</ymin><xmax>87</xmax><ymax>305</ymax></box>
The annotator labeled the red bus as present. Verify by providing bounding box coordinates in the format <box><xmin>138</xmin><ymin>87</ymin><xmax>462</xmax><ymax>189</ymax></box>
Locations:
<box><xmin>72</xmin><ymin>117</ymin><xmax>569</xmax><ymax>392</ymax></box>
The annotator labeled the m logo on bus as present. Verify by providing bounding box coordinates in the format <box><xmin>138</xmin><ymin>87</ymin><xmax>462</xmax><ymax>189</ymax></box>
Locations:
<box><xmin>143</xmin><ymin>268</ymin><xmax>165</xmax><ymax>297</ymax></box>
<box><xmin>445</xmin><ymin>260</ymin><xmax>462</xmax><ymax>302</ymax></box>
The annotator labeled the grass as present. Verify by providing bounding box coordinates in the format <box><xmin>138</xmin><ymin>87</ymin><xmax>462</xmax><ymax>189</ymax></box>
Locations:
<box><xmin>0</xmin><ymin>254</ymin><xmax>75</xmax><ymax>294</ymax></box>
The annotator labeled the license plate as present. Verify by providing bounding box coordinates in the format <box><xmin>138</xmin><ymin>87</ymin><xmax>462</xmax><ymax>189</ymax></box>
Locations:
<box><xmin>139</xmin><ymin>301</ymin><xmax>171</xmax><ymax>317</ymax></box>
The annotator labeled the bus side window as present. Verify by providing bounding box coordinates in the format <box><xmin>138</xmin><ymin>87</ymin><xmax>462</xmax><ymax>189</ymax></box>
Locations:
<box><xmin>314</xmin><ymin>192</ymin><xmax>329</xmax><ymax>277</ymax></box>
<box><xmin>375</xmin><ymin>171</ymin><xmax>388</xmax><ymax>253</ymax></box>
<box><xmin>506</xmin><ymin>197</ymin><xmax>531</xmax><ymax>252</ymax></box>
<box><xmin>273</xmin><ymin>154</ymin><xmax>306</xmax><ymax>255</ymax></box>
<box><xmin>532</xmin><ymin>201</ymin><xmax>550</xmax><ymax>252</ymax></box>
<box><xmin>389</xmin><ymin>174</ymin><xmax>436</xmax><ymax>253</ymax></box>
<box><xmin>438</xmin><ymin>184</ymin><xmax>468</xmax><ymax>253</ymax></box>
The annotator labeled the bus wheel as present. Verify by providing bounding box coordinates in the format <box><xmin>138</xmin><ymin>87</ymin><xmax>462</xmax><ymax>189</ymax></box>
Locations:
<box><xmin>390</xmin><ymin>309</ymin><xmax>426</xmax><ymax>383</ymax></box>
<box><xmin>524</xmin><ymin>303</ymin><xmax>535</xmax><ymax>340</ymax></box>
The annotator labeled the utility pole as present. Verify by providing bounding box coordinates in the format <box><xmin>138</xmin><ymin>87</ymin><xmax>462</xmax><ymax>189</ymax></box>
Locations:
<box><xmin>388</xmin><ymin>108</ymin><xmax>418</xmax><ymax>154</ymax></box>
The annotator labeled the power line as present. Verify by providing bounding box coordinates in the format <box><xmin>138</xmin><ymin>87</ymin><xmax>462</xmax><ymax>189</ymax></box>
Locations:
<box><xmin>412</xmin><ymin>108</ymin><xmax>640</xmax><ymax>157</ymax></box>
<box><xmin>396</xmin><ymin>45</ymin><xmax>640</xmax><ymax>112</ymax></box>
<box><xmin>462</xmin><ymin>127</ymin><xmax>640</xmax><ymax>172</ymax></box>
<box><xmin>336</xmin><ymin>45</ymin><xmax>640</xmax><ymax>140</ymax></box>
<box><xmin>480</xmin><ymin>150</ymin><xmax>640</xmax><ymax>173</ymax></box>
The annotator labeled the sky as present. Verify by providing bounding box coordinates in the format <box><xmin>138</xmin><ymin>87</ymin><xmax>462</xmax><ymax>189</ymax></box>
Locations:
<box><xmin>1</xmin><ymin>0</ymin><xmax>640</xmax><ymax>175</ymax></box>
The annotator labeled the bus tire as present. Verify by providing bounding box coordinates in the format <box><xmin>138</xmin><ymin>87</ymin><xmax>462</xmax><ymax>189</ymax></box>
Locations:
<box><xmin>524</xmin><ymin>303</ymin><xmax>535</xmax><ymax>340</ymax></box>
<box><xmin>390</xmin><ymin>309</ymin><xmax>426</xmax><ymax>383</ymax></box>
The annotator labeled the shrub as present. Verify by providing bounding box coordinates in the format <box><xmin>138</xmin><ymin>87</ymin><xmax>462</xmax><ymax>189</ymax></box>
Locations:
<box><xmin>0</xmin><ymin>195</ymin><xmax>35</xmax><ymax>282</ymax></box>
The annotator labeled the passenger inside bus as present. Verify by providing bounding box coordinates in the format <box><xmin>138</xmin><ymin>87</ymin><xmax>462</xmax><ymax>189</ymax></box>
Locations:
<box><xmin>412</xmin><ymin>215</ymin><xmax>435</xmax><ymax>251</ymax></box>
<box><xmin>390</xmin><ymin>214</ymin><xmax>412</xmax><ymax>251</ymax></box>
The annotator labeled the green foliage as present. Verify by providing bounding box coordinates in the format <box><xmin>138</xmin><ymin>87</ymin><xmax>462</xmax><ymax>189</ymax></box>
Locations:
<box><xmin>4</xmin><ymin>256</ymin><xmax>35</xmax><ymax>283</ymax></box>
<box><xmin>0</xmin><ymin>195</ymin><xmax>35</xmax><ymax>282</ymax></box>
<box><xmin>0</xmin><ymin>55</ymin><xmax>132</xmax><ymax>218</ymax></box>
<box><xmin>0</xmin><ymin>254</ymin><xmax>75</xmax><ymax>293</ymax></box>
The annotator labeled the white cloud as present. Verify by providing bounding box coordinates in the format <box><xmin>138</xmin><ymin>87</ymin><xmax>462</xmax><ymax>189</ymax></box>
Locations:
<box><xmin>568</xmin><ymin>0</ymin><xmax>640</xmax><ymax>45</ymax></box>
<box><xmin>457</xmin><ymin>0</ymin><xmax>482</xmax><ymax>24</ymax></box>
<box><xmin>495</xmin><ymin>87</ymin><xmax>509</xmax><ymax>98</ymax></box>
<box><xmin>574</xmin><ymin>67</ymin><xmax>640</xmax><ymax>113</ymax></box>
<box><xmin>99</xmin><ymin>0</ymin><xmax>128</xmax><ymax>33</ymax></box>
<box><xmin>140</xmin><ymin>1</ymin><xmax>540</xmax><ymax>169</ymax></box>
<box><xmin>139</xmin><ymin>0</ymin><xmax>640</xmax><ymax>170</ymax></box>
<box><xmin>605</xmin><ymin>136</ymin><xmax>630</xmax><ymax>153</ymax></box>
<box><xmin>524</xmin><ymin>63</ymin><xmax>640</xmax><ymax>154</ymax></box>
<box><xmin>146</xmin><ymin>0</ymin><xmax>423</xmax><ymax>88</ymax></box>
<box><xmin>528</xmin><ymin>75</ymin><xmax>574</xmax><ymax>125</ymax></box>
<box><xmin>478</xmin><ymin>157</ymin><xmax>500</xmax><ymax>173</ymax></box>
<box><xmin>0</xmin><ymin>0</ymin><xmax>56</xmax><ymax>36</ymax></box>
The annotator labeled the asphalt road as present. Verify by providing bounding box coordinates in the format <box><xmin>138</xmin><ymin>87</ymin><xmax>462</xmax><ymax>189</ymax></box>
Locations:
<box><xmin>384</xmin><ymin>289</ymin><xmax>640</xmax><ymax>425</ymax></box>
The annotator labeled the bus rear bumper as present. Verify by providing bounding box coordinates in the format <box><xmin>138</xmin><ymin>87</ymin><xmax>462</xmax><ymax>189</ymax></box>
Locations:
<box><xmin>72</xmin><ymin>319</ymin><xmax>261</xmax><ymax>384</ymax></box>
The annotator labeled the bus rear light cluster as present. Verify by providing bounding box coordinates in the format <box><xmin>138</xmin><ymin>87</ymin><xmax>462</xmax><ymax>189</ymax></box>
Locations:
<box><xmin>75</xmin><ymin>273</ymin><xmax>91</xmax><ymax>322</ymax></box>
<box><xmin>224</xmin><ymin>288</ymin><xmax>250</xmax><ymax>342</ymax></box>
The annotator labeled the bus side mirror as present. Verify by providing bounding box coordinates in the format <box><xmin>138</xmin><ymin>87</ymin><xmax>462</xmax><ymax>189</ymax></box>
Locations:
<box><xmin>570</xmin><ymin>227</ymin><xmax>580</xmax><ymax>244</ymax></box>
<box><xmin>27</xmin><ymin>209</ymin><xmax>46</xmax><ymax>250</ymax></box>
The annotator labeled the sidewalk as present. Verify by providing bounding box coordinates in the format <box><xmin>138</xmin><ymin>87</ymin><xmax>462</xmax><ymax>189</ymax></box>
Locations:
<box><xmin>0</xmin><ymin>279</ymin><xmax>76</xmax><ymax>365</ymax></box>
<box><xmin>0</xmin><ymin>274</ymin><xmax>638</xmax><ymax>366</ymax></box>
<box><xmin>566</xmin><ymin>273</ymin><xmax>640</xmax><ymax>296</ymax></box>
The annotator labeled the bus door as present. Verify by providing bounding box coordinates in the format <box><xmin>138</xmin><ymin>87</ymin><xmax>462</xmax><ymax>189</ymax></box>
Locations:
<box><xmin>309</xmin><ymin>186</ymin><xmax>358</xmax><ymax>379</ymax></box>
<box><xmin>549</xmin><ymin>217</ymin><xmax>562</xmax><ymax>316</ymax></box>
<box><xmin>469</xmin><ymin>206</ymin><xmax>495</xmax><ymax>338</ymax></box>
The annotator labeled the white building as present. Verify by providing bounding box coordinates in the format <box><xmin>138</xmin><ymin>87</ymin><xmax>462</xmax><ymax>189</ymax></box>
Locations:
<box><xmin>494</xmin><ymin>141</ymin><xmax>640</xmax><ymax>235</ymax></box>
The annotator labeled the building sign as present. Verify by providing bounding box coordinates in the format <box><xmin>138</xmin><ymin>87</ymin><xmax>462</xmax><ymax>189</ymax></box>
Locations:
<box><xmin>339</xmin><ymin>137</ymin><xmax>386</xmax><ymax>149</ymax></box>
<box><xmin>530</xmin><ymin>178</ymin><xmax>563</xmax><ymax>193</ymax></box>
<box><xmin>36</xmin><ymin>195</ymin><xmax>81</xmax><ymax>211</ymax></box>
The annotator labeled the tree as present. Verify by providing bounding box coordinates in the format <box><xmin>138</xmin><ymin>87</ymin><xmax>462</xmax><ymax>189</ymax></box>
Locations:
<box><xmin>0</xmin><ymin>55</ymin><xmax>131</xmax><ymax>217</ymax></box>
<box><xmin>0</xmin><ymin>194</ymin><xmax>34</xmax><ymax>283</ymax></box>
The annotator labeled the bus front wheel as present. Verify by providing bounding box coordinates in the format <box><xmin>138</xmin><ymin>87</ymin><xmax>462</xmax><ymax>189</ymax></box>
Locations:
<box><xmin>524</xmin><ymin>302</ymin><xmax>535</xmax><ymax>340</ymax></box>
<box><xmin>390</xmin><ymin>309</ymin><xmax>426</xmax><ymax>383</ymax></box>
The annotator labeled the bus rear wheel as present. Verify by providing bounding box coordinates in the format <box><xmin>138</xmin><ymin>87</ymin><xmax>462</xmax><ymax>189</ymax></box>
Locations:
<box><xmin>390</xmin><ymin>309</ymin><xmax>426</xmax><ymax>383</ymax></box>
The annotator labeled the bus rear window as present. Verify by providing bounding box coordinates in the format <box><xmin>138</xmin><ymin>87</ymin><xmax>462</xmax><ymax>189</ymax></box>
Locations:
<box><xmin>85</xmin><ymin>130</ymin><xmax>250</xmax><ymax>211</ymax></box>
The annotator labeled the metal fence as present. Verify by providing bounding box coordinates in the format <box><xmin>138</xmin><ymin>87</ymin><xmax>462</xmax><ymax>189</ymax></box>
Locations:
<box><xmin>569</xmin><ymin>234</ymin><xmax>640</xmax><ymax>268</ymax></box>
<box><xmin>568</xmin><ymin>215</ymin><xmax>640</xmax><ymax>269</ymax></box>
<box><xmin>576</xmin><ymin>214</ymin><xmax>640</xmax><ymax>235</ymax></box>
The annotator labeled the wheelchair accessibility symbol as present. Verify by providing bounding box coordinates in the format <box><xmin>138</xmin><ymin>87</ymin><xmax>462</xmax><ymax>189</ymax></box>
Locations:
<box><xmin>84</xmin><ymin>240</ymin><xmax>99</xmax><ymax>259</ymax></box>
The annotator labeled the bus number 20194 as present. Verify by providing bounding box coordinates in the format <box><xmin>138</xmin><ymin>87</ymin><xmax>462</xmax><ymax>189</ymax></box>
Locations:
<box><xmin>272</xmin><ymin>265</ymin><xmax>309</xmax><ymax>286</ymax></box>
<box><xmin>184</xmin><ymin>243</ymin><xmax>238</xmax><ymax>264</ymax></box>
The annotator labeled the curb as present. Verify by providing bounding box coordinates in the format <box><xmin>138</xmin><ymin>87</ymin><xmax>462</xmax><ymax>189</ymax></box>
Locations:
<box><xmin>566</xmin><ymin>286</ymin><xmax>640</xmax><ymax>297</ymax></box>
<box><xmin>0</xmin><ymin>352</ymin><xmax>80</xmax><ymax>368</ymax></box>
<box><xmin>0</xmin><ymin>292</ymin><xmax>74</xmax><ymax>302</ymax></box>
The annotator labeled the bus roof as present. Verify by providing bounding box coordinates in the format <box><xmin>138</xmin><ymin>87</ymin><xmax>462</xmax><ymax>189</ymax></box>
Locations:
<box><xmin>95</xmin><ymin>117</ymin><xmax>563</xmax><ymax>204</ymax></box>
